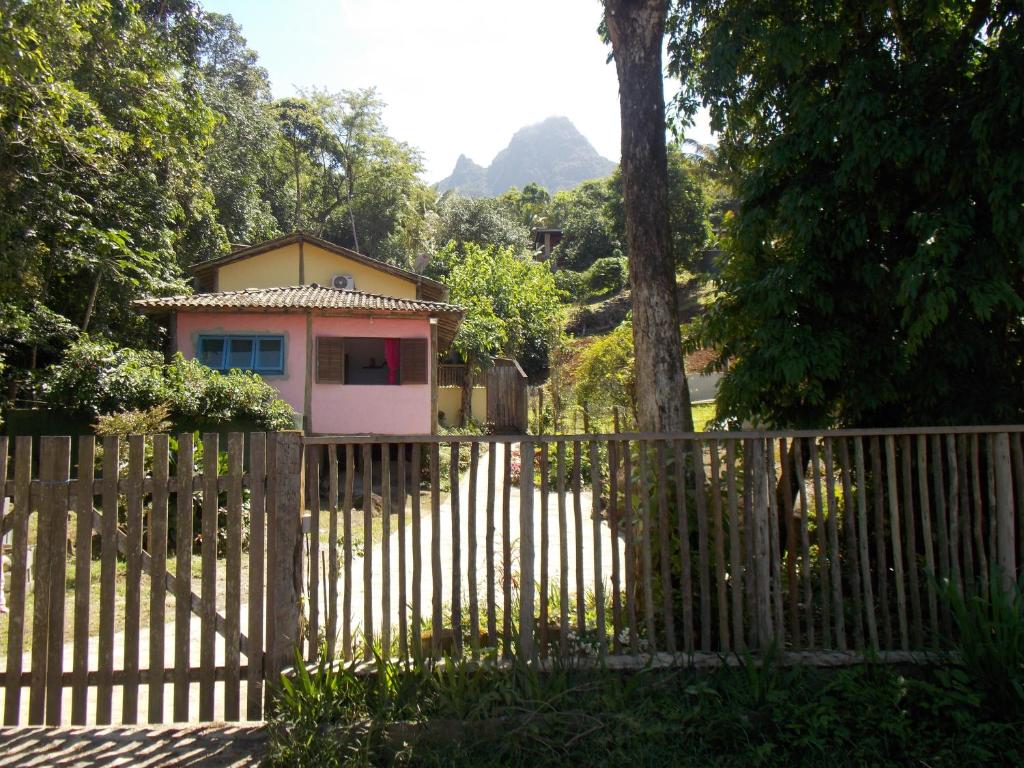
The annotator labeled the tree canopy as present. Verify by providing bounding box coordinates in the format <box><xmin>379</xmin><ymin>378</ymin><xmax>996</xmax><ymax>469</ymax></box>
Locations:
<box><xmin>670</xmin><ymin>0</ymin><xmax>1024</xmax><ymax>427</ymax></box>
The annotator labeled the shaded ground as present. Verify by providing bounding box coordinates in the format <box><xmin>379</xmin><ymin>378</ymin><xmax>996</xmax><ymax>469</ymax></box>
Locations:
<box><xmin>0</xmin><ymin>723</ymin><xmax>265</xmax><ymax>767</ymax></box>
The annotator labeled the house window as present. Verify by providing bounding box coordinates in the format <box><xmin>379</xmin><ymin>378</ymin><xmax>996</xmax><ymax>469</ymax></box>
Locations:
<box><xmin>316</xmin><ymin>336</ymin><xmax>428</xmax><ymax>385</ymax></box>
<box><xmin>197</xmin><ymin>335</ymin><xmax>285</xmax><ymax>375</ymax></box>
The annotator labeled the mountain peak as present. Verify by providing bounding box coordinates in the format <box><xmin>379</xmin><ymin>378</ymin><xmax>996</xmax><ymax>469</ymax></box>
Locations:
<box><xmin>437</xmin><ymin>117</ymin><xmax>615</xmax><ymax>197</ymax></box>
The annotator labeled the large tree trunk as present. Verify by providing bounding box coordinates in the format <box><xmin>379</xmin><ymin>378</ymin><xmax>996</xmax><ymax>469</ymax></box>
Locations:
<box><xmin>605</xmin><ymin>0</ymin><xmax>694</xmax><ymax>433</ymax></box>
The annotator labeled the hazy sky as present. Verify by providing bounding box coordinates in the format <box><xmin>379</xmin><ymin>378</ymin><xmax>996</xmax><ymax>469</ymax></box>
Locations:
<box><xmin>205</xmin><ymin>0</ymin><xmax>712</xmax><ymax>183</ymax></box>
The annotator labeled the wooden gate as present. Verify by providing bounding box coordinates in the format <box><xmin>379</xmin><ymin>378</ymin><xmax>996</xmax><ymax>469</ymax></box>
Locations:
<box><xmin>486</xmin><ymin>358</ymin><xmax>528</xmax><ymax>433</ymax></box>
<box><xmin>0</xmin><ymin>432</ymin><xmax>301</xmax><ymax>727</ymax></box>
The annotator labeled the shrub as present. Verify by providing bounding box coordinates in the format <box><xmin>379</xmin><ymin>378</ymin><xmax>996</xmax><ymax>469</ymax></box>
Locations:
<box><xmin>553</xmin><ymin>269</ymin><xmax>585</xmax><ymax>302</ymax></box>
<box><xmin>43</xmin><ymin>338</ymin><xmax>296</xmax><ymax>431</ymax></box>
<box><xmin>584</xmin><ymin>255</ymin><xmax>628</xmax><ymax>298</ymax></box>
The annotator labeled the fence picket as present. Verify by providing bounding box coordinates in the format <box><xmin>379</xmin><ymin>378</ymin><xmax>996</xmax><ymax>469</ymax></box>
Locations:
<box><xmin>148</xmin><ymin>435</ymin><xmax>169</xmax><ymax>723</ymax></box>
<box><xmin>781</xmin><ymin>437</ymin><xmax>799</xmax><ymax>647</ymax></box>
<box><xmin>344</xmin><ymin>444</ymin><xmax>355</xmax><ymax>661</ymax></box>
<box><xmin>871</xmin><ymin>437</ymin><xmax>892</xmax><ymax>650</ymax></box>
<box><xmin>675</xmin><ymin>440</ymin><xmax>695</xmax><ymax>653</ymax></box>
<box><xmin>609</xmin><ymin>440</ymin><xmax>622</xmax><ymax>651</ymax></box>
<box><xmin>824</xmin><ymin>438</ymin><xmax>846</xmax><ymax>651</ymax></box>
<box><xmin>365</xmin><ymin>443</ymin><xmax>375</xmax><ymax>660</ymax></box>
<box><xmin>853</xmin><ymin>438</ymin><xmax>879</xmax><ymax>652</ymax></box>
<box><xmin>886</xmin><ymin>436</ymin><xmax>909</xmax><ymax>650</ymax></box>
<box><xmin>485</xmin><ymin>442</ymin><xmax>497</xmax><ymax>647</ymax></box>
<box><xmin>592</xmin><ymin>439</ymin><xmax>607</xmax><ymax>654</ymax></box>
<box><xmin>398</xmin><ymin>445</ymin><xmax>409</xmax><ymax>659</ymax></box>
<box><xmin>659</xmin><ymin>438</ymin><xmax>675</xmax><ymax>655</ymax></box>
<box><xmin>838</xmin><ymin>439</ymin><xmax>864</xmax><ymax>650</ymax></box>
<box><xmin>430</xmin><ymin>443</ymin><xmax>442</xmax><ymax>659</ymax></box>
<box><xmin>901</xmin><ymin>435</ymin><xmax>923</xmax><ymax>648</ymax></box>
<box><xmin>224</xmin><ymin>433</ymin><xmax>243</xmax><ymax>721</ymax></box>
<box><xmin>173</xmin><ymin>433</ymin><xmax>193</xmax><ymax>722</ymax></box>
<box><xmin>793</xmin><ymin>438</ymin><xmax>813</xmax><ymax>648</ymax></box>
<box><xmin>199</xmin><ymin>434</ymin><xmax>219</xmax><ymax>721</ymax></box>
<box><xmin>622</xmin><ymin>442</ymin><xmax>637</xmax><ymax>654</ymax></box>
<box><xmin>502</xmin><ymin>441</ymin><xmax>512</xmax><ymax>656</ymax></box>
<box><xmin>810</xmin><ymin>439</ymin><xmax>832</xmax><ymax>649</ymax></box>
<box><xmin>4</xmin><ymin>437</ymin><xmax>31</xmax><ymax>725</ymax></box>
<box><xmin>727</xmin><ymin>440</ymin><xmax>744</xmax><ymax>651</ymax></box>
<box><xmin>307</xmin><ymin>446</ymin><xmax>321</xmax><ymax>662</ymax></box>
<box><xmin>557</xmin><ymin>441</ymin><xmax>570</xmax><ymax>654</ymax></box>
<box><xmin>382</xmin><ymin>446</ymin><xmax>392</xmax><ymax>656</ymax></box>
<box><xmin>448</xmin><ymin>443</ymin><xmax>459</xmax><ymax>656</ymax></box>
<box><xmin>72</xmin><ymin>436</ymin><xmax>95</xmax><ymax>725</ymax></box>
<box><xmin>247</xmin><ymin>432</ymin><xmax>267</xmax><ymax>720</ymax></box>
<box><xmin>468</xmin><ymin>443</ymin><xmax>480</xmax><ymax>656</ymax></box>
<box><xmin>410</xmin><ymin>443</ymin><xmax>422</xmax><ymax>660</ymax></box>
<box><xmin>43</xmin><ymin>437</ymin><xmax>71</xmax><ymax>726</ymax></box>
<box><xmin>538</xmin><ymin>443</ymin><xmax>549</xmax><ymax>656</ymax></box>
<box><xmin>97</xmin><ymin>435</ymin><xmax>119</xmax><ymax>724</ymax></box>
<box><xmin>693</xmin><ymin>440</ymin><xmax>712</xmax><ymax>652</ymax></box>
<box><xmin>916</xmin><ymin>435</ymin><xmax>939</xmax><ymax>645</ymax></box>
<box><xmin>327</xmin><ymin>443</ymin><xmax>339</xmax><ymax>661</ymax></box>
<box><xmin>637</xmin><ymin>441</ymin><xmax>656</xmax><ymax>651</ymax></box>
<box><xmin>572</xmin><ymin>441</ymin><xmax>585</xmax><ymax>639</ymax></box>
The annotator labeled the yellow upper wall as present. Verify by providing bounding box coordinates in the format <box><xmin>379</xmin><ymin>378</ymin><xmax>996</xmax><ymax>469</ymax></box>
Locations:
<box><xmin>216</xmin><ymin>241</ymin><xmax>417</xmax><ymax>298</ymax></box>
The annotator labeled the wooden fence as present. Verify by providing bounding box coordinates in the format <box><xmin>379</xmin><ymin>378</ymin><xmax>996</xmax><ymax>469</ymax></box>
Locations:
<box><xmin>1</xmin><ymin>427</ymin><xmax>1021</xmax><ymax>726</ymax></box>
<box><xmin>0</xmin><ymin>432</ymin><xmax>302</xmax><ymax>727</ymax></box>
<box><xmin>302</xmin><ymin>427</ymin><xmax>1021</xmax><ymax>662</ymax></box>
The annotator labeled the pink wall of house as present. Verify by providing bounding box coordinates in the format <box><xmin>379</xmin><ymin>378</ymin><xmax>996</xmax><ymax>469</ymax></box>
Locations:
<box><xmin>174</xmin><ymin>312</ymin><xmax>433</xmax><ymax>435</ymax></box>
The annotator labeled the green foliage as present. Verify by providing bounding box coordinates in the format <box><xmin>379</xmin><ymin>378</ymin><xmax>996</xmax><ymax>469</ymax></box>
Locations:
<box><xmin>944</xmin><ymin>572</ymin><xmax>1024</xmax><ymax>714</ymax></box>
<box><xmin>93</xmin><ymin>404</ymin><xmax>173</xmax><ymax>436</ymax></box>
<box><xmin>443</xmin><ymin>243</ymin><xmax>563</xmax><ymax>381</ymax></box>
<box><xmin>573</xmin><ymin>321</ymin><xmax>636</xmax><ymax>417</ymax></box>
<box><xmin>585</xmin><ymin>256</ymin><xmax>629</xmax><ymax>298</ymax></box>
<box><xmin>43</xmin><ymin>338</ymin><xmax>295</xmax><ymax>430</ymax></box>
<box><xmin>553</xmin><ymin>269</ymin><xmax>586</xmax><ymax>302</ymax></box>
<box><xmin>609</xmin><ymin>144</ymin><xmax>711</xmax><ymax>271</ymax></box>
<box><xmin>669</xmin><ymin>1</ymin><xmax>1024</xmax><ymax>427</ymax></box>
<box><xmin>426</xmin><ymin>195</ymin><xmax>531</xmax><ymax>279</ymax></box>
<box><xmin>267</xmin><ymin>646</ymin><xmax>1024</xmax><ymax>767</ymax></box>
<box><xmin>548</xmin><ymin>178</ymin><xmax>622</xmax><ymax>272</ymax></box>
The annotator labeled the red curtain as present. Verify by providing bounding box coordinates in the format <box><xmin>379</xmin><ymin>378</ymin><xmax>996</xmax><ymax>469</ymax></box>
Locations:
<box><xmin>384</xmin><ymin>338</ymin><xmax>400</xmax><ymax>384</ymax></box>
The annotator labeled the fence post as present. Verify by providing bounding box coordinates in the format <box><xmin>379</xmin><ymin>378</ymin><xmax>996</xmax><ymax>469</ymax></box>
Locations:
<box><xmin>265</xmin><ymin>431</ymin><xmax>304</xmax><ymax>697</ymax></box>
<box><xmin>994</xmin><ymin>433</ymin><xmax>1017</xmax><ymax>593</ymax></box>
<box><xmin>751</xmin><ymin>437</ymin><xmax>774</xmax><ymax>650</ymax></box>
<box><xmin>519</xmin><ymin>439</ymin><xmax>535</xmax><ymax>660</ymax></box>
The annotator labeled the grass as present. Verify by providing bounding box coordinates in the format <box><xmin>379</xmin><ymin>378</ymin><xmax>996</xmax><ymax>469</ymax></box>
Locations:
<box><xmin>691</xmin><ymin>401</ymin><xmax>716</xmax><ymax>431</ymax></box>
<box><xmin>266</xmin><ymin>649</ymin><xmax>1024</xmax><ymax>767</ymax></box>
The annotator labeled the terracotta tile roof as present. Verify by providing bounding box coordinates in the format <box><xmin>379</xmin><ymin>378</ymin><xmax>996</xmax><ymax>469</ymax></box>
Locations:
<box><xmin>134</xmin><ymin>284</ymin><xmax>463</xmax><ymax>314</ymax></box>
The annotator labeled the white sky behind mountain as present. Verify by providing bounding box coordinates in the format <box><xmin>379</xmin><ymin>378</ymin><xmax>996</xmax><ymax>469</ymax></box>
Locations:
<box><xmin>205</xmin><ymin>0</ymin><xmax>714</xmax><ymax>183</ymax></box>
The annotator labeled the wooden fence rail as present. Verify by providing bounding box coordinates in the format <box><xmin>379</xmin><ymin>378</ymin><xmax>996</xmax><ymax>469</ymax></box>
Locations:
<box><xmin>1</xmin><ymin>427</ymin><xmax>1022</xmax><ymax>727</ymax></box>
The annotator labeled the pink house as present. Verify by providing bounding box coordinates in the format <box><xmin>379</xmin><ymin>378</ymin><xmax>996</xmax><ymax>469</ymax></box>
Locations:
<box><xmin>135</xmin><ymin>233</ymin><xmax>464</xmax><ymax>435</ymax></box>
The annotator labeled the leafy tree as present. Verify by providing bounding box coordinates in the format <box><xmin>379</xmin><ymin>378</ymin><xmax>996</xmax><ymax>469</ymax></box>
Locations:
<box><xmin>196</xmin><ymin>12</ymin><xmax>281</xmax><ymax>246</ymax></box>
<box><xmin>605</xmin><ymin>0</ymin><xmax>694</xmax><ymax>432</ymax></box>
<box><xmin>0</xmin><ymin>0</ymin><xmax>223</xmax><ymax>400</ymax></box>
<box><xmin>609</xmin><ymin>145</ymin><xmax>711</xmax><ymax>271</ymax></box>
<box><xmin>549</xmin><ymin>178</ymin><xmax>623</xmax><ymax>273</ymax></box>
<box><xmin>573</xmin><ymin>321</ymin><xmax>637</xmax><ymax>424</ymax></box>
<box><xmin>670</xmin><ymin>0</ymin><xmax>1024</xmax><ymax>427</ymax></box>
<box><xmin>443</xmin><ymin>243</ymin><xmax>563</xmax><ymax>423</ymax></box>
<box><xmin>424</xmin><ymin>194</ymin><xmax>531</xmax><ymax>279</ymax></box>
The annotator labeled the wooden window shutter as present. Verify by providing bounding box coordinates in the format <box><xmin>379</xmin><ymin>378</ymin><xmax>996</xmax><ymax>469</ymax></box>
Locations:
<box><xmin>317</xmin><ymin>337</ymin><xmax>345</xmax><ymax>384</ymax></box>
<box><xmin>400</xmin><ymin>338</ymin><xmax>428</xmax><ymax>384</ymax></box>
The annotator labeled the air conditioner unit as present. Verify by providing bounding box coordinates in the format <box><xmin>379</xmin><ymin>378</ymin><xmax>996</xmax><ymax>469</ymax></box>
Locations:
<box><xmin>331</xmin><ymin>274</ymin><xmax>356</xmax><ymax>291</ymax></box>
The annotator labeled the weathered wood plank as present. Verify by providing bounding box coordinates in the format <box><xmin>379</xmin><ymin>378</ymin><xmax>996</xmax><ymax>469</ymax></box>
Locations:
<box><xmin>502</xmin><ymin>441</ymin><xmax>513</xmax><ymax>656</ymax></box>
<box><xmin>871</xmin><ymin>437</ymin><xmax>892</xmax><ymax>650</ymax></box>
<box><xmin>572</xmin><ymin>440</ymin><xmax>585</xmax><ymax>639</ymax></box>
<box><xmin>173</xmin><ymin>433</ymin><xmax>193</xmax><ymax>723</ymax></box>
<box><xmin>468</xmin><ymin>443</ymin><xmax>480</xmax><ymax>657</ymax></box>
<box><xmin>381</xmin><ymin>446</ymin><xmax>392</xmax><ymax>656</ymax></box>
<box><xmin>520</xmin><ymin>440</ymin><xmax>536</xmax><ymax>660</ymax></box>
<box><xmin>781</xmin><ymin>437</ymin><xmax>799</xmax><ymax>647</ymax></box>
<box><xmin>247</xmin><ymin>432</ymin><xmax>267</xmax><ymax>720</ymax></box>
<box><xmin>692</xmin><ymin>440</ymin><xmax>712</xmax><ymax>652</ymax></box>
<box><xmin>410</xmin><ymin>444</ymin><xmax>422</xmax><ymax>660</ymax></box>
<box><xmin>558</xmin><ymin>441</ymin><xmax>570</xmax><ymax>654</ymax></box>
<box><xmin>916</xmin><ymin>435</ymin><xmax>939</xmax><ymax>646</ymax></box>
<box><xmin>447</xmin><ymin>443</ymin><xmax>459</xmax><ymax>656</ymax></box>
<box><xmin>609</xmin><ymin>440</ymin><xmax>622</xmax><ymax>651</ymax></box>
<box><xmin>344</xmin><ymin>444</ymin><xmax>355</xmax><ymax>661</ymax></box>
<box><xmin>823</xmin><ymin>439</ymin><xmax>846</xmax><ymax>651</ymax></box>
<box><xmin>43</xmin><ymin>437</ymin><xmax>71</xmax><ymax>726</ymax></box>
<box><xmin>675</xmin><ymin>440</ymin><xmax>694</xmax><ymax>653</ymax></box>
<box><xmin>654</xmin><ymin>441</ymin><xmax>674</xmax><ymax>652</ymax></box>
<box><xmin>900</xmin><ymin>435</ymin><xmax>923</xmax><ymax>648</ymax></box>
<box><xmin>307</xmin><ymin>446</ymin><xmax>321</xmax><ymax>662</ymax></box>
<box><xmin>994</xmin><ymin>433</ymin><xmax>1017</xmax><ymax>592</ymax></box>
<box><xmin>810</xmin><ymin>439</ymin><xmax>832</xmax><ymax>649</ymax></box>
<box><xmin>327</xmin><ymin>444</ymin><xmax>339</xmax><ymax>661</ymax></box>
<box><xmin>199</xmin><ymin>433</ymin><xmax>219</xmax><ymax>721</ymax></box>
<box><xmin>485</xmin><ymin>441</ymin><xmax>497</xmax><ymax>647</ymax></box>
<box><xmin>148</xmin><ymin>435</ymin><xmax>169</xmax><ymax>723</ymax></box>
<box><xmin>853</xmin><ymin>438</ymin><xmax>878</xmax><ymax>652</ymax></box>
<box><xmin>538</xmin><ymin>443</ymin><xmax>549</xmax><ymax>657</ymax></box>
<box><xmin>364</xmin><ymin>443</ymin><xmax>376</xmax><ymax>660</ymax></box>
<box><xmin>622</xmin><ymin>443</ymin><xmax>637</xmax><ymax>654</ymax></box>
<box><xmin>838</xmin><ymin>439</ymin><xmax>863</xmax><ymax>650</ymax></box>
<box><xmin>886</xmin><ymin>436</ymin><xmax>909</xmax><ymax>651</ymax></box>
<box><xmin>4</xmin><ymin>437</ymin><xmax>32</xmax><ymax>726</ymax></box>
<box><xmin>92</xmin><ymin>436</ymin><xmax>119</xmax><ymax>723</ymax></box>
<box><xmin>431</xmin><ymin>443</ymin><xmax>443</xmax><ymax>659</ymax></box>
<box><xmin>397</xmin><ymin>445</ymin><xmax>409</xmax><ymax>659</ymax></box>
<box><xmin>224</xmin><ymin>433</ymin><xmax>243</xmax><ymax>721</ymax></box>
<box><xmin>793</xmin><ymin>438</ymin><xmax>813</xmax><ymax>648</ymax></box>
<box><xmin>727</xmin><ymin>439</ymin><xmax>744</xmax><ymax>651</ymax></box>
<box><xmin>71</xmin><ymin>436</ymin><xmax>95</xmax><ymax>725</ymax></box>
<box><xmin>637</xmin><ymin>442</ymin><xmax>656</xmax><ymax>651</ymax></box>
<box><xmin>591</xmin><ymin>439</ymin><xmax>607</xmax><ymax>655</ymax></box>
